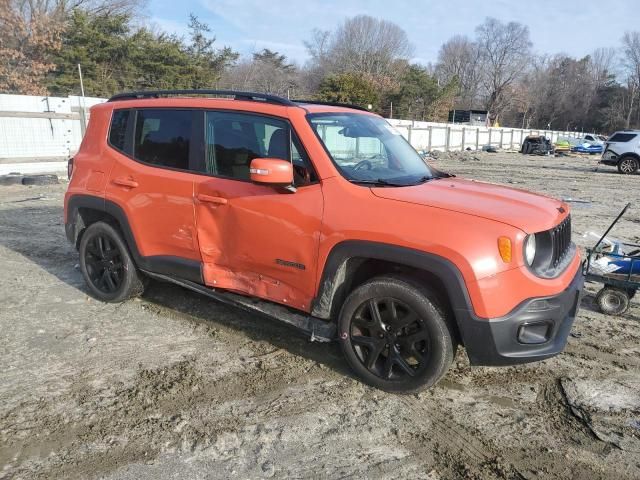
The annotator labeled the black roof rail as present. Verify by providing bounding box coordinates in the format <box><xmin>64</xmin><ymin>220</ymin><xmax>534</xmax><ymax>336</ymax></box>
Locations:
<box><xmin>292</xmin><ymin>99</ymin><xmax>371</xmax><ymax>112</ymax></box>
<box><xmin>107</xmin><ymin>89</ymin><xmax>297</xmax><ymax>106</ymax></box>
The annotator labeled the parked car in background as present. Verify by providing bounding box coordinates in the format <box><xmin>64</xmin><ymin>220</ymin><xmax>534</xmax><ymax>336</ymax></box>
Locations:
<box><xmin>579</xmin><ymin>134</ymin><xmax>604</xmax><ymax>145</ymax></box>
<box><xmin>521</xmin><ymin>135</ymin><xmax>554</xmax><ymax>155</ymax></box>
<box><xmin>566</xmin><ymin>134</ymin><xmax>604</xmax><ymax>154</ymax></box>
<box><xmin>600</xmin><ymin>130</ymin><xmax>640</xmax><ymax>174</ymax></box>
<box><xmin>572</xmin><ymin>143</ymin><xmax>604</xmax><ymax>154</ymax></box>
<box><xmin>64</xmin><ymin>89</ymin><xmax>584</xmax><ymax>392</ymax></box>
<box><xmin>554</xmin><ymin>139</ymin><xmax>571</xmax><ymax>154</ymax></box>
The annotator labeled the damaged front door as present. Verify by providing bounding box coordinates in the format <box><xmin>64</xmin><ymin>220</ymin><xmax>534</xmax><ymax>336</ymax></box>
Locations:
<box><xmin>193</xmin><ymin>110</ymin><xmax>323</xmax><ymax>312</ymax></box>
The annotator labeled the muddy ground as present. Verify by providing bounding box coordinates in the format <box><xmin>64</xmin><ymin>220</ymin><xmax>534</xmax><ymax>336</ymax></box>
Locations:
<box><xmin>1</xmin><ymin>152</ymin><xmax>639</xmax><ymax>479</ymax></box>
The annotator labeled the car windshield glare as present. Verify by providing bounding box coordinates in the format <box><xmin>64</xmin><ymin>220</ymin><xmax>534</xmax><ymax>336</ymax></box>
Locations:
<box><xmin>308</xmin><ymin>113</ymin><xmax>432</xmax><ymax>185</ymax></box>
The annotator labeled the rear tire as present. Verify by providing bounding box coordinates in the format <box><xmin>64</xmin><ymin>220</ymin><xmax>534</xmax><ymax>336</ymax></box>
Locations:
<box><xmin>595</xmin><ymin>287</ymin><xmax>630</xmax><ymax>315</ymax></box>
<box><xmin>338</xmin><ymin>275</ymin><xmax>456</xmax><ymax>393</ymax></box>
<box><xmin>79</xmin><ymin>221</ymin><xmax>145</xmax><ymax>303</ymax></box>
<box><xmin>618</xmin><ymin>156</ymin><xmax>639</xmax><ymax>174</ymax></box>
<box><xmin>0</xmin><ymin>175</ymin><xmax>23</xmax><ymax>186</ymax></box>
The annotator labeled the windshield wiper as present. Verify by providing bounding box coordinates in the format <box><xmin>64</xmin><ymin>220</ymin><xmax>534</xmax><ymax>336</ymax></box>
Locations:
<box><xmin>411</xmin><ymin>176</ymin><xmax>433</xmax><ymax>185</ymax></box>
<box><xmin>431</xmin><ymin>169</ymin><xmax>456</xmax><ymax>179</ymax></box>
<box><xmin>411</xmin><ymin>172</ymin><xmax>456</xmax><ymax>185</ymax></box>
<box><xmin>348</xmin><ymin>178</ymin><xmax>409</xmax><ymax>187</ymax></box>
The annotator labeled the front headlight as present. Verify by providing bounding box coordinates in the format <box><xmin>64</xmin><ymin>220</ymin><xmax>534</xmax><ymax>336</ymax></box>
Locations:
<box><xmin>524</xmin><ymin>234</ymin><xmax>536</xmax><ymax>266</ymax></box>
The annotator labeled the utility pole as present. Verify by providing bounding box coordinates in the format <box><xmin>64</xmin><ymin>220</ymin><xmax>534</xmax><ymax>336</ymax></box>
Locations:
<box><xmin>77</xmin><ymin>64</ymin><xmax>87</xmax><ymax>136</ymax></box>
<box><xmin>389</xmin><ymin>101</ymin><xmax>393</xmax><ymax>119</ymax></box>
<box><xmin>78</xmin><ymin>63</ymin><xmax>85</xmax><ymax>97</ymax></box>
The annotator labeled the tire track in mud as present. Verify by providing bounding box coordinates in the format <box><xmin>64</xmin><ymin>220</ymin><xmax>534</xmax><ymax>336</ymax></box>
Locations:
<box><xmin>1</xmin><ymin>352</ymin><xmax>534</xmax><ymax>480</ymax></box>
<box><xmin>398</xmin><ymin>395</ymin><xmax>527</xmax><ymax>480</ymax></box>
<box><xmin>565</xmin><ymin>344</ymin><xmax>640</xmax><ymax>368</ymax></box>
<box><xmin>1</xmin><ymin>356</ymin><xmax>323</xmax><ymax>479</ymax></box>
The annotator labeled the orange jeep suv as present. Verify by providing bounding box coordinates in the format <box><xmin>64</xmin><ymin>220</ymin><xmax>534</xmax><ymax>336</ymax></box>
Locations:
<box><xmin>64</xmin><ymin>90</ymin><xmax>584</xmax><ymax>392</ymax></box>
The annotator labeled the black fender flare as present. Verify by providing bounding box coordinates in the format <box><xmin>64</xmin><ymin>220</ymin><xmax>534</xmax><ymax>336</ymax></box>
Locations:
<box><xmin>65</xmin><ymin>194</ymin><xmax>202</xmax><ymax>283</ymax></box>
<box><xmin>618</xmin><ymin>152</ymin><xmax>640</xmax><ymax>163</ymax></box>
<box><xmin>311</xmin><ymin>240</ymin><xmax>475</xmax><ymax>323</ymax></box>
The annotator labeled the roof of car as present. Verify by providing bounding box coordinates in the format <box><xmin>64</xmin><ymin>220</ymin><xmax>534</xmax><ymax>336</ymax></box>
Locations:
<box><xmin>106</xmin><ymin>89</ymin><xmax>373</xmax><ymax>115</ymax></box>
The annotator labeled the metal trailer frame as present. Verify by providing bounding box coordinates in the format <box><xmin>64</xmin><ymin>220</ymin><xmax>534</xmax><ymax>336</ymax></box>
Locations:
<box><xmin>582</xmin><ymin>203</ymin><xmax>639</xmax><ymax>314</ymax></box>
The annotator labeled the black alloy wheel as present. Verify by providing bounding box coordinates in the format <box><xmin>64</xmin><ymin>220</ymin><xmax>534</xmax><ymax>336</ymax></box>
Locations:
<box><xmin>350</xmin><ymin>297</ymin><xmax>427</xmax><ymax>380</ymax></box>
<box><xmin>79</xmin><ymin>221</ymin><xmax>145</xmax><ymax>303</ymax></box>
<box><xmin>338</xmin><ymin>275</ymin><xmax>456</xmax><ymax>392</ymax></box>
<box><xmin>84</xmin><ymin>233</ymin><xmax>124</xmax><ymax>294</ymax></box>
<box><xmin>618</xmin><ymin>156</ymin><xmax>639</xmax><ymax>174</ymax></box>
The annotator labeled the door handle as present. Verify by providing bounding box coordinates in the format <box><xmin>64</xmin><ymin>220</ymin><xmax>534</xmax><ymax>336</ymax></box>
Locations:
<box><xmin>112</xmin><ymin>177</ymin><xmax>139</xmax><ymax>188</ymax></box>
<box><xmin>197</xmin><ymin>193</ymin><xmax>228</xmax><ymax>205</ymax></box>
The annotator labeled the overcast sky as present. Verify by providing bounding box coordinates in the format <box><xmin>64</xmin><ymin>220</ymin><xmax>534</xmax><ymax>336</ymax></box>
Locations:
<box><xmin>149</xmin><ymin>0</ymin><xmax>636</xmax><ymax>65</ymax></box>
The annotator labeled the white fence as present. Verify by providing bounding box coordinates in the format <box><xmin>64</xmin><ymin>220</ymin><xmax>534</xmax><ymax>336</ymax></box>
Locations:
<box><xmin>0</xmin><ymin>94</ymin><xmax>104</xmax><ymax>161</ymax></box>
<box><xmin>387</xmin><ymin>119</ymin><xmax>592</xmax><ymax>152</ymax></box>
<box><xmin>0</xmin><ymin>93</ymin><xmax>595</xmax><ymax>162</ymax></box>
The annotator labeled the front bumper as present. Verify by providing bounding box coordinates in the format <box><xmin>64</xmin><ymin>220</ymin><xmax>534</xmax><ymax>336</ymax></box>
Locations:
<box><xmin>458</xmin><ymin>267</ymin><xmax>584</xmax><ymax>366</ymax></box>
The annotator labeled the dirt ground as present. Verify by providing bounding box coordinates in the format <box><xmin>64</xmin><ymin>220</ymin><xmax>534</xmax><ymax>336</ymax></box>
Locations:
<box><xmin>1</xmin><ymin>152</ymin><xmax>639</xmax><ymax>480</ymax></box>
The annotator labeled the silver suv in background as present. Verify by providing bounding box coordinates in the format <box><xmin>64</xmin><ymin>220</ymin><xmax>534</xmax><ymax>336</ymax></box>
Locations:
<box><xmin>600</xmin><ymin>130</ymin><xmax>640</xmax><ymax>174</ymax></box>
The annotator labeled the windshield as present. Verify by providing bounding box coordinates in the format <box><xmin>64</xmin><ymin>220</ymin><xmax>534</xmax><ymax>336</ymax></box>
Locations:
<box><xmin>308</xmin><ymin>113</ymin><xmax>433</xmax><ymax>185</ymax></box>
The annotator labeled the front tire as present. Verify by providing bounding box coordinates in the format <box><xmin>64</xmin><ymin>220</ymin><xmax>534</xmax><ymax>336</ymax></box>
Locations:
<box><xmin>618</xmin><ymin>156</ymin><xmax>639</xmax><ymax>174</ymax></box>
<box><xmin>338</xmin><ymin>275</ymin><xmax>456</xmax><ymax>393</ymax></box>
<box><xmin>79</xmin><ymin>221</ymin><xmax>145</xmax><ymax>303</ymax></box>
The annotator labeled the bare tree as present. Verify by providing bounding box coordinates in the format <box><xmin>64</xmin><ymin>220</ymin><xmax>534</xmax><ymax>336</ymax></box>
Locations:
<box><xmin>304</xmin><ymin>28</ymin><xmax>331</xmax><ymax>72</ymax></box>
<box><xmin>514</xmin><ymin>51</ymin><xmax>622</xmax><ymax>132</ymax></box>
<box><xmin>0</xmin><ymin>0</ymin><xmax>65</xmax><ymax>94</ymax></box>
<box><xmin>221</xmin><ymin>49</ymin><xmax>298</xmax><ymax>97</ymax></box>
<box><xmin>304</xmin><ymin>14</ymin><xmax>412</xmax><ymax>87</ymax></box>
<box><xmin>330</xmin><ymin>15</ymin><xmax>413</xmax><ymax>78</ymax></box>
<box><xmin>0</xmin><ymin>0</ymin><xmax>148</xmax><ymax>94</ymax></box>
<box><xmin>590</xmin><ymin>47</ymin><xmax>616</xmax><ymax>86</ymax></box>
<box><xmin>301</xmin><ymin>28</ymin><xmax>332</xmax><ymax>93</ymax></box>
<box><xmin>10</xmin><ymin>0</ymin><xmax>145</xmax><ymax>17</ymax></box>
<box><xmin>435</xmin><ymin>35</ymin><xmax>481</xmax><ymax>108</ymax></box>
<box><xmin>475</xmin><ymin>17</ymin><xmax>532</xmax><ymax>122</ymax></box>
<box><xmin>621</xmin><ymin>32</ymin><xmax>640</xmax><ymax>128</ymax></box>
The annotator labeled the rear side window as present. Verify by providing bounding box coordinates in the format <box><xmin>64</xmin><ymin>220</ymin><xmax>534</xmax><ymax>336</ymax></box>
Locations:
<box><xmin>108</xmin><ymin>109</ymin><xmax>130</xmax><ymax>152</ymax></box>
<box><xmin>609</xmin><ymin>133</ymin><xmax>637</xmax><ymax>143</ymax></box>
<box><xmin>133</xmin><ymin>109</ymin><xmax>192</xmax><ymax>169</ymax></box>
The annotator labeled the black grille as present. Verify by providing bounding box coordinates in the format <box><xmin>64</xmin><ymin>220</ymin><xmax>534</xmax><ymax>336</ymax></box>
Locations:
<box><xmin>550</xmin><ymin>215</ymin><xmax>571</xmax><ymax>267</ymax></box>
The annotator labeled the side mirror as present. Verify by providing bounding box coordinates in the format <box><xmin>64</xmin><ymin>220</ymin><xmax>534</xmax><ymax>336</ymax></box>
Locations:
<box><xmin>249</xmin><ymin>158</ymin><xmax>293</xmax><ymax>186</ymax></box>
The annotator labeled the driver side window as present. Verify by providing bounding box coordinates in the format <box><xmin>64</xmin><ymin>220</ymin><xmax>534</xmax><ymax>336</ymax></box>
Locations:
<box><xmin>202</xmin><ymin>111</ymin><xmax>317</xmax><ymax>185</ymax></box>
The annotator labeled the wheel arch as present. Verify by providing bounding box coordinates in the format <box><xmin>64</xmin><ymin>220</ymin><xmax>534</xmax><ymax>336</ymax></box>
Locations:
<box><xmin>66</xmin><ymin>194</ymin><xmax>141</xmax><ymax>257</ymax></box>
<box><xmin>65</xmin><ymin>194</ymin><xmax>203</xmax><ymax>283</ymax></box>
<box><xmin>311</xmin><ymin>241</ymin><xmax>474</xmax><ymax>338</ymax></box>
<box><xmin>618</xmin><ymin>152</ymin><xmax>640</xmax><ymax>163</ymax></box>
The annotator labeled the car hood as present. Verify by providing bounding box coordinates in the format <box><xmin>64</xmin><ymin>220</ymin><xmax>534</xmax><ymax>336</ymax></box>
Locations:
<box><xmin>370</xmin><ymin>178</ymin><xmax>567</xmax><ymax>233</ymax></box>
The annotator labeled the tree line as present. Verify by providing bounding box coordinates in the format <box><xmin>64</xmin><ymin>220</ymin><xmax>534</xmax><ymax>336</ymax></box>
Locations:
<box><xmin>2</xmin><ymin>0</ymin><xmax>640</xmax><ymax>132</ymax></box>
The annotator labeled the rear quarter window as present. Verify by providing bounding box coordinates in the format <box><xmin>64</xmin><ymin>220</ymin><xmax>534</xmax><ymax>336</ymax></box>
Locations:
<box><xmin>108</xmin><ymin>109</ymin><xmax>131</xmax><ymax>152</ymax></box>
<box><xmin>133</xmin><ymin>109</ymin><xmax>192</xmax><ymax>170</ymax></box>
<box><xmin>609</xmin><ymin>133</ymin><xmax>637</xmax><ymax>143</ymax></box>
